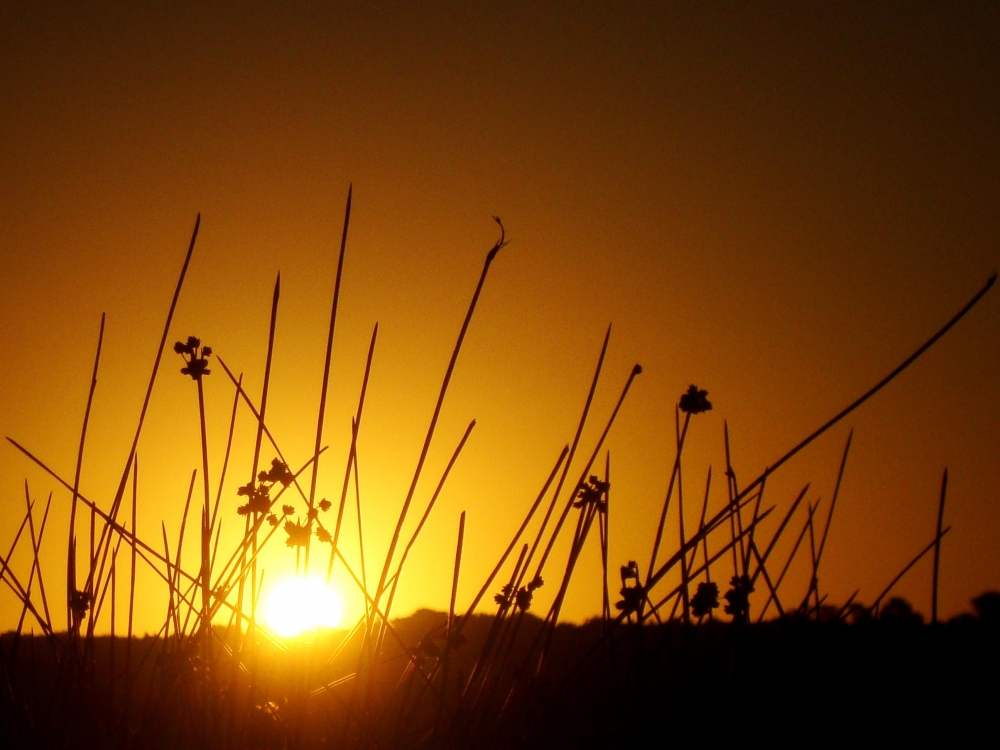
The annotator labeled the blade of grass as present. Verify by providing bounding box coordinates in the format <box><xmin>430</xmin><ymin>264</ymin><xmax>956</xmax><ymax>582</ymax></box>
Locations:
<box><xmin>379</xmin><ymin>420</ymin><xmax>476</xmax><ymax>643</ymax></box>
<box><xmin>371</xmin><ymin>219</ymin><xmax>507</xmax><ymax>636</ymax></box>
<box><xmin>459</xmin><ymin>446</ymin><xmax>568</xmax><ymax>626</ymax></box>
<box><xmin>306</xmin><ymin>187</ymin><xmax>353</xmax><ymax>573</ymax></box>
<box><xmin>724</xmin><ymin>272</ymin><xmax>996</xmax><ymax>515</ymax></box>
<box><xmin>517</xmin><ymin>328</ymin><xmax>609</xmax><ymax>612</ymax></box>
<box><xmin>536</xmin><ymin>362</ymin><xmax>641</xmax><ymax>580</ymax></box>
<box><xmin>647</xmin><ymin>406</ymin><xmax>691</xmax><ymax>590</ymax></box>
<box><xmin>124</xmin><ymin>454</ymin><xmax>137</xmax><ymax>737</ymax></box>
<box><xmin>67</xmin><ymin>312</ymin><xmax>104</xmax><ymax>638</ymax></box>
<box><xmin>645</xmin><ymin>507</ymin><xmax>775</xmax><ymax>619</ymax></box>
<box><xmin>931</xmin><ymin>468</ymin><xmax>947</xmax><ymax>624</ymax></box>
<box><xmin>16</xmin><ymin>489</ymin><xmax>53</xmax><ymax>640</ymax></box>
<box><xmin>749</xmin><ymin>483</ymin><xmax>809</xmax><ymax>588</ymax></box>
<box><xmin>328</xmin><ymin>322</ymin><xmax>378</xmax><ymax>581</ymax></box>
<box><xmin>23</xmin><ymin>485</ymin><xmax>53</xmax><ymax>632</ymax></box>
<box><xmin>434</xmin><ymin>511</ymin><xmax>466</xmax><ymax>739</ymax></box>
<box><xmin>210</xmin><ymin>371</ymin><xmax>242</xmax><ymax>535</ymax></box>
<box><xmin>89</xmin><ymin>215</ymin><xmax>202</xmax><ymax>622</ymax></box>
<box><xmin>601</xmin><ymin>452</ymin><xmax>611</xmax><ymax>628</ymax></box>
<box><xmin>352</xmin><ymin>435</ymin><xmax>370</xmax><ymax>631</ymax></box>
<box><xmin>871</xmin><ymin>528</ymin><xmax>951</xmax><ymax>614</ymax></box>
<box><xmin>758</xmin><ymin>500</ymin><xmax>817</xmax><ymax>622</ymax></box>
<box><xmin>247</xmin><ymin>274</ymin><xmax>281</xmax><ymax>638</ymax></box>
<box><xmin>804</xmin><ymin>430</ymin><xmax>853</xmax><ymax>608</ymax></box>
<box><xmin>674</xmin><ymin>407</ymin><xmax>690</xmax><ymax>626</ymax></box>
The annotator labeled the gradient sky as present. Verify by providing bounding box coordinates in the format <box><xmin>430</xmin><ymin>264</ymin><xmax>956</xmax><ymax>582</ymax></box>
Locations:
<box><xmin>1</xmin><ymin>1</ymin><xmax>998</xmax><ymax>634</ymax></box>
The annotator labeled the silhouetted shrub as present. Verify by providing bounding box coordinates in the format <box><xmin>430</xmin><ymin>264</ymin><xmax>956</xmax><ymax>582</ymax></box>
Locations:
<box><xmin>879</xmin><ymin>597</ymin><xmax>923</xmax><ymax>625</ymax></box>
<box><xmin>847</xmin><ymin>602</ymin><xmax>873</xmax><ymax>624</ymax></box>
<box><xmin>972</xmin><ymin>591</ymin><xmax>1000</xmax><ymax>625</ymax></box>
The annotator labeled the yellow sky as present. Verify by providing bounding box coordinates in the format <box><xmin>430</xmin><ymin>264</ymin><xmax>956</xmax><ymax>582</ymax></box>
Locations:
<box><xmin>1</xmin><ymin>2</ymin><xmax>998</xmax><ymax>634</ymax></box>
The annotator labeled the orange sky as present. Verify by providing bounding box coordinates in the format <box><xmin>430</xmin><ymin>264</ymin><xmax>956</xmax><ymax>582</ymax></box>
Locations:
<box><xmin>1</xmin><ymin>2</ymin><xmax>998</xmax><ymax>634</ymax></box>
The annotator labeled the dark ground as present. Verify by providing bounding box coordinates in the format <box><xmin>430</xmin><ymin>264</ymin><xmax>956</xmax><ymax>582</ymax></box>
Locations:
<box><xmin>2</xmin><ymin>607</ymin><xmax>998</xmax><ymax>748</ymax></box>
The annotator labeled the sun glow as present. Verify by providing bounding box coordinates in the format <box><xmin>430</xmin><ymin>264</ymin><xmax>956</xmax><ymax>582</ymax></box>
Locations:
<box><xmin>264</xmin><ymin>576</ymin><xmax>344</xmax><ymax>637</ymax></box>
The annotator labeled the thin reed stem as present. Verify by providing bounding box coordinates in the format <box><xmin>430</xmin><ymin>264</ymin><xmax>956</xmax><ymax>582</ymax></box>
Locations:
<box><xmin>328</xmin><ymin>322</ymin><xmax>378</xmax><ymax>580</ymax></box>
<box><xmin>125</xmin><ymin>455</ymin><xmax>137</xmax><ymax>737</ymax></box>
<box><xmin>674</xmin><ymin>408</ymin><xmax>690</xmax><ymax>625</ymax></box>
<box><xmin>723</xmin><ymin>272</ymin><xmax>996</xmax><ymax>516</ymax></box>
<box><xmin>435</xmin><ymin>511</ymin><xmax>466</xmax><ymax>738</ymax></box>
<box><xmin>196</xmin><ymin>374</ymin><xmax>213</xmax><ymax>671</ymax></box>
<box><xmin>371</xmin><ymin>219</ymin><xmax>507</xmax><ymax>639</ymax></box>
<box><xmin>871</xmin><ymin>528</ymin><xmax>951</xmax><ymax>614</ymax></box>
<box><xmin>459</xmin><ymin>446</ymin><xmax>568</xmax><ymax>626</ymax></box>
<box><xmin>646</xmin><ymin>410</ymin><xmax>691</xmax><ymax>589</ymax></box>
<box><xmin>931</xmin><ymin>468</ymin><xmax>948</xmax><ymax>624</ymax></box>
<box><xmin>378</xmin><ymin>420</ymin><xmax>476</xmax><ymax>645</ymax></box>
<box><xmin>536</xmin><ymin>362</ymin><xmax>641</xmax><ymax>579</ymax></box>
<box><xmin>211</xmin><ymin>372</ymin><xmax>242</xmax><ymax>534</ymax></box>
<box><xmin>67</xmin><ymin>312</ymin><xmax>104</xmax><ymax>638</ymax></box>
<box><xmin>89</xmin><ymin>215</ymin><xmax>202</xmax><ymax>622</ymax></box>
<box><xmin>601</xmin><ymin>452</ymin><xmax>611</xmax><ymax>627</ymax></box>
<box><xmin>306</xmin><ymin>187</ymin><xmax>353</xmax><ymax>573</ymax></box>
<box><xmin>758</xmin><ymin>499</ymin><xmax>817</xmax><ymax>621</ymax></box>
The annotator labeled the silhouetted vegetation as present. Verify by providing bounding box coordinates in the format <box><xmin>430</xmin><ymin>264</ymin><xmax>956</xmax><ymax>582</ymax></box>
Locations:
<box><xmin>1</xmin><ymin>200</ymin><xmax>996</xmax><ymax>748</ymax></box>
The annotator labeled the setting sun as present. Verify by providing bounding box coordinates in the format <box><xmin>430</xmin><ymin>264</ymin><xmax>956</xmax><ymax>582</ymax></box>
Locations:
<box><xmin>264</xmin><ymin>577</ymin><xmax>344</xmax><ymax>637</ymax></box>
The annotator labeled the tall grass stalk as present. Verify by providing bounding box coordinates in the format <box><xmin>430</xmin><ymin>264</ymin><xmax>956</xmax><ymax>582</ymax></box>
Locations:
<box><xmin>871</xmin><ymin>528</ymin><xmax>952</xmax><ymax>614</ymax></box>
<box><xmin>67</xmin><ymin>313</ymin><xmax>104</xmax><ymax>643</ymax></box>
<box><xmin>1</xmin><ymin>209</ymin><xmax>993</xmax><ymax>749</ymax></box>
<box><xmin>758</xmin><ymin>499</ymin><xmax>817</xmax><ymax>621</ymax></box>
<box><xmin>528</xmin><ymin>327</ymin><xmax>610</xmax><ymax>581</ymax></box>
<box><xmin>306</xmin><ymin>187</ymin><xmax>352</xmax><ymax>573</ymax></box>
<box><xmin>88</xmin><ymin>216</ymin><xmax>202</xmax><ymax>643</ymax></box>
<box><xmin>800</xmin><ymin>430</ymin><xmax>853</xmax><ymax>611</ymax></box>
<box><xmin>369</xmin><ymin>219</ymin><xmax>507</xmax><ymax>657</ymax></box>
<box><xmin>931</xmin><ymin>468</ymin><xmax>948</xmax><ymax>624</ymax></box>
<box><xmin>327</xmin><ymin>322</ymin><xmax>378</xmax><ymax>582</ymax></box>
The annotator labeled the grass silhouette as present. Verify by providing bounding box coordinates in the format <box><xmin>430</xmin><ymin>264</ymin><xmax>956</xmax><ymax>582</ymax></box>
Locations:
<box><xmin>0</xmin><ymin>194</ymin><xmax>997</xmax><ymax>748</ymax></box>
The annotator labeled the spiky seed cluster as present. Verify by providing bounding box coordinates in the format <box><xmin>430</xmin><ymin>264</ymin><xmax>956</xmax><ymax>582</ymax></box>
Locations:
<box><xmin>174</xmin><ymin>336</ymin><xmax>212</xmax><ymax>380</ymax></box>
<box><xmin>515</xmin><ymin>575</ymin><xmax>544</xmax><ymax>612</ymax></box>
<box><xmin>237</xmin><ymin>458</ymin><xmax>293</xmax><ymax>517</ymax></box>
<box><xmin>690</xmin><ymin>581</ymin><xmax>720</xmax><ymax>618</ymax></box>
<box><xmin>260</xmin><ymin>458</ymin><xmax>294</xmax><ymax>487</ymax></box>
<box><xmin>70</xmin><ymin>589</ymin><xmax>93</xmax><ymax>619</ymax></box>
<box><xmin>494</xmin><ymin>583</ymin><xmax>514</xmax><ymax>610</ymax></box>
<box><xmin>615</xmin><ymin>560</ymin><xmax>644</xmax><ymax>616</ymax></box>
<box><xmin>679</xmin><ymin>384</ymin><xmax>712</xmax><ymax>415</ymax></box>
<box><xmin>237</xmin><ymin>483</ymin><xmax>270</xmax><ymax>516</ymax></box>
<box><xmin>494</xmin><ymin>574</ymin><xmax>545</xmax><ymax>614</ymax></box>
<box><xmin>283</xmin><ymin>520</ymin><xmax>311</xmax><ymax>548</ymax></box>
<box><xmin>573</xmin><ymin>475</ymin><xmax>611</xmax><ymax>511</ymax></box>
<box><xmin>723</xmin><ymin>575</ymin><xmax>754</xmax><ymax>623</ymax></box>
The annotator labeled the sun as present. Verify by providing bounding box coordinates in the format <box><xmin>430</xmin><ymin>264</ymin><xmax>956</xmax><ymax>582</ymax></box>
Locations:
<box><xmin>263</xmin><ymin>576</ymin><xmax>344</xmax><ymax>637</ymax></box>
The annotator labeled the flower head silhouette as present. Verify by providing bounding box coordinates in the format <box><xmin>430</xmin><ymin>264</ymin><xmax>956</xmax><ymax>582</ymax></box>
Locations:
<box><xmin>261</xmin><ymin>458</ymin><xmax>293</xmax><ymax>487</ymax></box>
<box><xmin>615</xmin><ymin>561</ymin><xmax>644</xmax><ymax>617</ymax></box>
<box><xmin>679</xmin><ymin>384</ymin><xmax>712</xmax><ymax>415</ymax></box>
<box><xmin>236</xmin><ymin>458</ymin><xmax>292</xmax><ymax>517</ymax></box>
<box><xmin>494</xmin><ymin>582</ymin><xmax>514</xmax><ymax>611</ymax></box>
<box><xmin>237</xmin><ymin>480</ymin><xmax>270</xmax><ymax>515</ymax></box>
<box><xmin>174</xmin><ymin>336</ymin><xmax>212</xmax><ymax>380</ymax></box>
<box><xmin>723</xmin><ymin>575</ymin><xmax>754</xmax><ymax>623</ymax></box>
<box><xmin>284</xmin><ymin>520</ymin><xmax>311</xmax><ymax>548</ymax></box>
<box><xmin>690</xmin><ymin>581</ymin><xmax>720</xmax><ymax>619</ymax></box>
<box><xmin>573</xmin><ymin>475</ymin><xmax>610</xmax><ymax>511</ymax></box>
<box><xmin>70</xmin><ymin>589</ymin><xmax>93</xmax><ymax>619</ymax></box>
<box><xmin>515</xmin><ymin>575</ymin><xmax>544</xmax><ymax>612</ymax></box>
